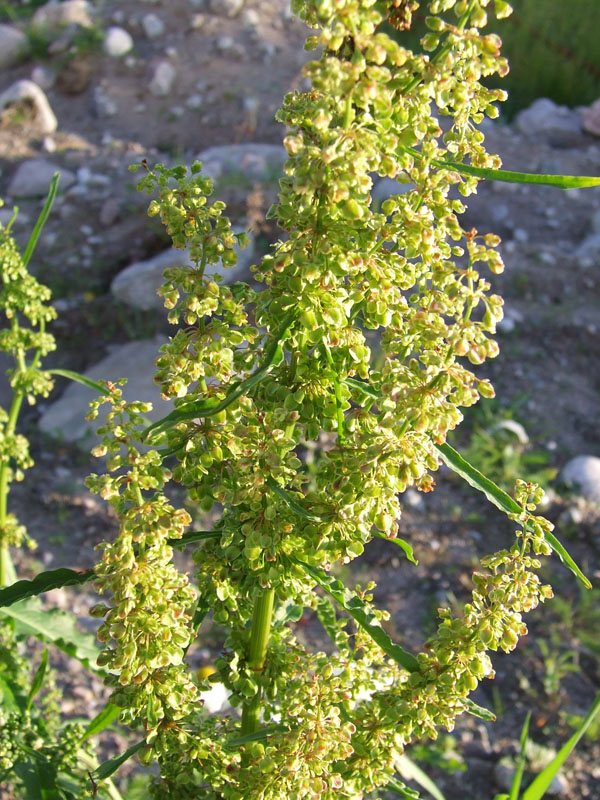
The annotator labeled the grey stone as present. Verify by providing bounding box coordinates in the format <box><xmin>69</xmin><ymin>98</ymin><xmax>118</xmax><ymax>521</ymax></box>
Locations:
<box><xmin>103</xmin><ymin>26</ymin><xmax>133</xmax><ymax>57</ymax></box>
<box><xmin>514</xmin><ymin>98</ymin><xmax>584</xmax><ymax>148</ymax></box>
<box><xmin>560</xmin><ymin>456</ymin><xmax>600</xmax><ymax>503</ymax></box>
<box><xmin>93</xmin><ymin>86</ymin><xmax>118</xmax><ymax>117</ymax></box>
<box><xmin>582</xmin><ymin>98</ymin><xmax>600</xmax><ymax>138</ymax></box>
<box><xmin>31</xmin><ymin>65</ymin><xmax>55</xmax><ymax>90</ymax></box>
<box><xmin>111</xmin><ymin>228</ymin><xmax>255</xmax><ymax>311</ymax></box>
<box><xmin>208</xmin><ymin>0</ymin><xmax>244</xmax><ymax>17</ymax></box>
<box><xmin>590</xmin><ymin>209</ymin><xmax>600</xmax><ymax>235</ymax></box>
<box><xmin>149</xmin><ymin>60</ymin><xmax>176</xmax><ymax>96</ymax></box>
<box><xmin>0</xmin><ymin>80</ymin><xmax>57</xmax><ymax>134</ymax></box>
<box><xmin>38</xmin><ymin>338</ymin><xmax>171</xmax><ymax>444</ymax></box>
<box><xmin>0</xmin><ymin>24</ymin><xmax>28</xmax><ymax>70</ymax></box>
<box><xmin>574</xmin><ymin>233</ymin><xmax>600</xmax><ymax>268</ymax></box>
<box><xmin>142</xmin><ymin>12</ymin><xmax>165</xmax><ymax>38</ymax></box>
<box><xmin>31</xmin><ymin>0</ymin><xmax>93</xmax><ymax>33</ymax></box>
<box><xmin>194</xmin><ymin>143</ymin><xmax>287</xmax><ymax>188</ymax></box>
<box><xmin>8</xmin><ymin>159</ymin><xmax>75</xmax><ymax>198</ymax></box>
<box><xmin>185</xmin><ymin>94</ymin><xmax>203</xmax><ymax>110</ymax></box>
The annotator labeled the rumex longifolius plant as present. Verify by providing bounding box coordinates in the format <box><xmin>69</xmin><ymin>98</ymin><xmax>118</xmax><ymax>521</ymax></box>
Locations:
<box><xmin>0</xmin><ymin>2</ymin><xmax>598</xmax><ymax>799</ymax></box>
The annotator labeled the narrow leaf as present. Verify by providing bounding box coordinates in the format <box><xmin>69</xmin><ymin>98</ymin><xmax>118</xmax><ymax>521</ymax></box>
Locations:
<box><xmin>226</xmin><ymin>724</ymin><xmax>288</xmax><ymax>747</ymax></box>
<box><xmin>521</xmin><ymin>691</ymin><xmax>600</xmax><ymax>800</ymax></box>
<box><xmin>433</xmin><ymin>159</ymin><xmax>600</xmax><ymax>189</ymax></box>
<box><xmin>386</xmin><ymin>775</ymin><xmax>422</xmax><ymax>799</ymax></box>
<box><xmin>26</xmin><ymin>649</ymin><xmax>48</xmax><ymax>711</ymax></box>
<box><xmin>171</xmin><ymin>529</ymin><xmax>221</xmax><ymax>551</ymax></box>
<box><xmin>372</xmin><ymin>531</ymin><xmax>418</xmax><ymax>565</ymax></box>
<box><xmin>465</xmin><ymin>698</ymin><xmax>496</xmax><ymax>722</ymax></box>
<box><xmin>80</xmin><ymin>703</ymin><xmax>121</xmax><ymax>742</ymax></box>
<box><xmin>510</xmin><ymin>711</ymin><xmax>531</xmax><ymax>800</ymax></box>
<box><xmin>0</xmin><ymin>568</ymin><xmax>94</xmax><ymax>607</ymax></box>
<box><xmin>0</xmin><ymin>673</ymin><xmax>25</xmax><ymax>712</ymax></box>
<box><xmin>396</xmin><ymin>755</ymin><xmax>446</xmax><ymax>800</ymax></box>
<box><xmin>22</xmin><ymin>173</ymin><xmax>60</xmax><ymax>267</ymax></box>
<box><xmin>47</xmin><ymin>369</ymin><xmax>111</xmax><ymax>395</ymax></box>
<box><xmin>92</xmin><ymin>741</ymin><xmax>145</xmax><ymax>782</ymax></box>
<box><xmin>266</xmin><ymin>477</ymin><xmax>322</xmax><ymax>522</ymax></box>
<box><xmin>435</xmin><ymin>443</ymin><xmax>591</xmax><ymax>589</ymax></box>
<box><xmin>297</xmin><ymin>560</ymin><xmax>419</xmax><ymax>672</ymax></box>
<box><xmin>0</xmin><ymin>597</ymin><xmax>104</xmax><ymax>676</ymax></box>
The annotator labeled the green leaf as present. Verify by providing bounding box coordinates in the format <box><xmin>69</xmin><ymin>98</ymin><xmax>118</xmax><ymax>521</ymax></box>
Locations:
<box><xmin>396</xmin><ymin>754</ymin><xmax>446</xmax><ymax>800</ymax></box>
<box><xmin>266</xmin><ymin>477</ymin><xmax>322</xmax><ymax>522</ymax></box>
<box><xmin>521</xmin><ymin>691</ymin><xmax>600</xmax><ymax>800</ymax></box>
<box><xmin>80</xmin><ymin>703</ymin><xmax>121</xmax><ymax>742</ymax></box>
<box><xmin>434</xmin><ymin>159</ymin><xmax>600</xmax><ymax>189</ymax></box>
<box><xmin>226</xmin><ymin>724</ymin><xmax>288</xmax><ymax>747</ymax></box>
<box><xmin>0</xmin><ymin>673</ymin><xmax>25</xmax><ymax>712</ymax></box>
<box><xmin>92</xmin><ymin>741</ymin><xmax>145</xmax><ymax>782</ymax></box>
<box><xmin>372</xmin><ymin>531</ymin><xmax>418</xmax><ymax>565</ymax></box>
<box><xmin>386</xmin><ymin>775</ymin><xmax>423</xmax><ymax>799</ymax></box>
<box><xmin>0</xmin><ymin>597</ymin><xmax>105</xmax><ymax>676</ymax></box>
<box><xmin>26</xmin><ymin>648</ymin><xmax>48</xmax><ymax>711</ymax></box>
<box><xmin>15</xmin><ymin>758</ymin><xmax>61</xmax><ymax>800</ymax></box>
<box><xmin>22</xmin><ymin>173</ymin><xmax>60</xmax><ymax>267</ymax></box>
<box><xmin>47</xmin><ymin>369</ymin><xmax>111</xmax><ymax>395</ymax></box>
<box><xmin>0</xmin><ymin>568</ymin><xmax>94</xmax><ymax>607</ymax></box>
<box><xmin>435</xmin><ymin>442</ymin><xmax>591</xmax><ymax>589</ymax></box>
<box><xmin>170</xmin><ymin>529</ymin><xmax>222</xmax><ymax>551</ymax></box>
<box><xmin>315</xmin><ymin>595</ymin><xmax>348</xmax><ymax>649</ymax></box>
<box><xmin>297</xmin><ymin>560</ymin><xmax>419</xmax><ymax>672</ymax></box>
<box><xmin>509</xmin><ymin>711</ymin><xmax>531</xmax><ymax>800</ymax></box>
<box><xmin>465</xmin><ymin>698</ymin><xmax>496</xmax><ymax>722</ymax></box>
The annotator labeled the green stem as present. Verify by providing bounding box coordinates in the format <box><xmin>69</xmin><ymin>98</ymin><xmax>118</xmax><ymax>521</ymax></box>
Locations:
<box><xmin>241</xmin><ymin>587</ymin><xmax>275</xmax><ymax>735</ymax></box>
<box><xmin>0</xmin><ymin>389</ymin><xmax>25</xmax><ymax>587</ymax></box>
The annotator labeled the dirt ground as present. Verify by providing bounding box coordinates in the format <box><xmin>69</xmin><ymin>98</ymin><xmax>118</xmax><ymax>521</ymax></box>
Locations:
<box><xmin>1</xmin><ymin>1</ymin><xmax>599</xmax><ymax>798</ymax></box>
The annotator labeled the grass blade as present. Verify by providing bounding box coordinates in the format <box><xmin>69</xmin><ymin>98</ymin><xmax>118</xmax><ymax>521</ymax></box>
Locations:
<box><xmin>0</xmin><ymin>568</ymin><xmax>95</xmax><ymax>607</ymax></box>
<box><xmin>509</xmin><ymin>711</ymin><xmax>531</xmax><ymax>800</ymax></box>
<box><xmin>396</xmin><ymin>755</ymin><xmax>446</xmax><ymax>800</ymax></box>
<box><xmin>435</xmin><ymin>443</ymin><xmax>591</xmax><ymax>589</ymax></box>
<box><xmin>47</xmin><ymin>369</ymin><xmax>111</xmax><ymax>395</ymax></box>
<box><xmin>297</xmin><ymin>560</ymin><xmax>419</xmax><ymax>672</ymax></box>
<box><xmin>80</xmin><ymin>702</ymin><xmax>121</xmax><ymax>742</ymax></box>
<box><xmin>22</xmin><ymin>173</ymin><xmax>60</xmax><ymax>266</ymax></box>
<box><xmin>92</xmin><ymin>741</ymin><xmax>145</xmax><ymax>782</ymax></box>
<box><xmin>521</xmin><ymin>692</ymin><xmax>600</xmax><ymax>800</ymax></box>
<box><xmin>25</xmin><ymin>649</ymin><xmax>48</xmax><ymax>711</ymax></box>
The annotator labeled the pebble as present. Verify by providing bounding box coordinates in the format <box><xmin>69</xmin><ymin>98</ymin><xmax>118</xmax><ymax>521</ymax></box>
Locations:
<box><xmin>560</xmin><ymin>456</ymin><xmax>600</xmax><ymax>503</ymax></box>
<box><xmin>582</xmin><ymin>97</ymin><xmax>600</xmax><ymax>138</ymax></box>
<box><xmin>190</xmin><ymin>13</ymin><xmax>205</xmax><ymax>29</ymax></box>
<box><xmin>0</xmin><ymin>79</ymin><xmax>58</xmax><ymax>135</ymax></box>
<box><xmin>513</xmin><ymin>227</ymin><xmax>529</xmax><ymax>244</ymax></box>
<box><xmin>514</xmin><ymin>98</ymin><xmax>585</xmax><ymax>148</ymax></box>
<box><xmin>194</xmin><ymin>142</ymin><xmax>288</xmax><ymax>187</ymax></box>
<box><xmin>186</xmin><ymin>94</ymin><xmax>203</xmax><ymax>110</ymax></box>
<box><xmin>31</xmin><ymin>65</ymin><xmax>55</xmax><ymax>90</ymax></box>
<box><xmin>149</xmin><ymin>60</ymin><xmax>176</xmax><ymax>96</ymax></box>
<box><xmin>575</xmin><ymin>233</ymin><xmax>600</xmax><ymax>268</ymax></box>
<box><xmin>142</xmin><ymin>12</ymin><xmax>165</xmax><ymax>38</ymax></box>
<box><xmin>93</xmin><ymin>86</ymin><xmax>118</xmax><ymax>117</ymax></box>
<box><xmin>31</xmin><ymin>0</ymin><xmax>94</xmax><ymax>33</ymax></box>
<box><xmin>0</xmin><ymin>24</ymin><xmax>28</xmax><ymax>70</ymax></box>
<box><xmin>209</xmin><ymin>0</ymin><xmax>244</xmax><ymax>17</ymax></box>
<box><xmin>103</xmin><ymin>26</ymin><xmax>134</xmax><ymax>57</ymax></box>
<box><xmin>8</xmin><ymin>159</ymin><xmax>76</xmax><ymax>198</ymax></box>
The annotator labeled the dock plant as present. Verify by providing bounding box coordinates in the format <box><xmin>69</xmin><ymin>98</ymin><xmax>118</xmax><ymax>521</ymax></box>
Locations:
<box><xmin>1</xmin><ymin>1</ymin><xmax>599</xmax><ymax>799</ymax></box>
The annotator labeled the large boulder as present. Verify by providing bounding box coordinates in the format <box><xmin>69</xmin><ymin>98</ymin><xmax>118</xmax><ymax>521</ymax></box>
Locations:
<box><xmin>7</xmin><ymin>159</ymin><xmax>75</xmax><ymax>198</ymax></box>
<box><xmin>0</xmin><ymin>80</ymin><xmax>58</xmax><ymax>135</ymax></box>
<box><xmin>0</xmin><ymin>25</ymin><xmax>28</xmax><ymax>70</ymax></box>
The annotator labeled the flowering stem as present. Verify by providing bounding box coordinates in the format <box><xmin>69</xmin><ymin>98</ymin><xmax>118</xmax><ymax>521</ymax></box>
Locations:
<box><xmin>0</xmin><ymin>389</ymin><xmax>25</xmax><ymax>587</ymax></box>
<box><xmin>241</xmin><ymin>587</ymin><xmax>275</xmax><ymax>735</ymax></box>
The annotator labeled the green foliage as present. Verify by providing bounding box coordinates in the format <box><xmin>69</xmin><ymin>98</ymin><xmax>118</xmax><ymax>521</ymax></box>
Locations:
<box><xmin>0</xmin><ymin>2</ymin><xmax>598</xmax><ymax>799</ymax></box>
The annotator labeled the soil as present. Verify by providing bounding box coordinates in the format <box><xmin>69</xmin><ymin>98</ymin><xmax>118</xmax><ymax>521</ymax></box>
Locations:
<box><xmin>1</xmin><ymin>2</ymin><xmax>599</xmax><ymax>799</ymax></box>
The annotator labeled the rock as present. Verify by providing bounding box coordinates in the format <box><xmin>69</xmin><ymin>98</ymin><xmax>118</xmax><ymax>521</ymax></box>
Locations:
<box><xmin>582</xmin><ymin>98</ymin><xmax>600</xmax><ymax>138</ymax></box>
<box><xmin>142</xmin><ymin>12</ymin><xmax>165</xmax><ymax>38</ymax></box>
<box><xmin>93</xmin><ymin>86</ymin><xmax>118</xmax><ymax>117</ymax></box>
<box><xmin>208</xmin><ymin>0</ymin><xmax>244</xmax><ymax>17</ymax></box>
<box><xmin>0</xmin><ymin>80</ymin><xmax>58</xmax><ymax>134</ymax></box>
<box><xmin>575</xmin><ymin>233</ymin><xmax>600</xmax><ymax>268</ymax></box>
<box><xmin>186</xmin><ymin>94</ymin><xmax>203</xmax><ymax>110</ymax></box>
<box><xmin>149</xmin><ymin>60</ymin><xmax>176</xmax><ymax>96</ymax></box>
<box><xmin>560</xmin><ymin>456</ymin><xmax>600</xmax><ymax>503</ymax></box>
<box><xmin>99</xmin><ymin>197</ymin><xmax>122</xmax><ymax>227</ymax></box>
<box><xmin>194</xmin><ymin>143</ymin><xmax>287</xmax><ymax>188</ymax></box>
<box><xmin>103</xmin><ymin>26</ymin><xmax>133</xmax><ymax>57</ymax></box>
<box><xmin>38</xmin><ymin>338</ymin><xmax>171</xmax><ymax>444</ymax></box>
<box><xmin>55</xmin><ymin>56</ymin><xmax>93</xmax><ymax>95</ymax></box>
<box><xmin>31</xmin><ymin>0</ymin><xmax>94</xmax><ymax>33</ymax></box>
<box><xmin>111</xmin><ymin>228</ymin><xmax>255</xmax><ymax>311</ymax></box>
<box><xmin>8</xmin><ymin>159</ymin><xmax>75</xmax><ymax>198</ymax></box>
<box><xmin>0</xmin><ymin>24</ymin><xmax>28</xmax><ymax>69</ymax></box>
<box><xmin>514</xmin><ymin>98</ymin><xmax>584</xmax><ymax>148</ymax></box>
<box><xmin>31</xmin><ymin>65</ymin><xmax>55</xmax><ymax>90</ymax></box>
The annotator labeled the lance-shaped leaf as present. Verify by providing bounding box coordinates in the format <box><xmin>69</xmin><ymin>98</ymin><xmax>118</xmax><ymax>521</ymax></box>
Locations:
<box><xmin>226</xmin><ymin>723</ymin><xmax>289</xmax><ymax>747</ymax></box>
<box><xmin>80</xmin><ymin>702</ymin><xmax>122</xmax><ymax>742</ymax></box>
<box><xmin>25</xmin><ymin>649</ymin><xmax>48</xmax><ymax>711</ymax></box>
<box><xmin>92</xmin><ymin>741</ymin><xmax>145</xmax><ymax>782</ymax></box>
<box><xmin>296</xmin><ymin>560</ymin><xmax>419</xmax><ymax>673</ymax></box>
<box><xmin>386</xmin><ymin>775</ymin><xmax>422</xmax><ymax>799</ymax></box>
<box><xmin>464</xmin><ymin>698</ymin><xmax>496</xmax><ymax>722</ymax></box>
<box><xmin>433</xmin><ymin>159</ymin><xmax>600</xmax><ymax>189</ymax></box>
<box><xmin>47</xmin><ymin>369</ymin><xmax>111</xmax><ymax>395</ymax></box>
<box><xmin>266</xmin><ymin>477</ymin><xmax>322</xmax><ymax>522</ymax></box>
<box><xmin>0</xmin><ymin>597</ymin><xmax>105</xmax><ymax>676</ymax></box>
<box><xmin>0</xmin><ymin>568</ymin><xmax>95</xmax><ymax>607</ymax></box>
<box><xmin>23</xmin><ymin>172</ymin><xmax>60</xmax><ymax>267</ymax></box>
<box><xmin>372</xmin><ymin>531</ymin><xmax>418</xmax><ymax>565</ymax></box>
<box><xmin>436</xmin><ymin>443</ymin><xmax>591</xmax><ymax>589</ymax></box>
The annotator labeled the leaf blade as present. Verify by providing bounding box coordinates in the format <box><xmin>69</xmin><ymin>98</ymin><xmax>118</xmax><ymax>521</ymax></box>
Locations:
<box><xmin>47</xmin><ymin>369</ymin><xmax>111</xmax><ymax>395</ymax></box>
<box><xmin>0</xmin><ymin>568</ymin><xmax>95</xmax><ymax>608</ymax></box>
<box><xmin>92</xmin><ymin>741</ymin><xmax>145</xmax><ymax>782</ymax></box>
